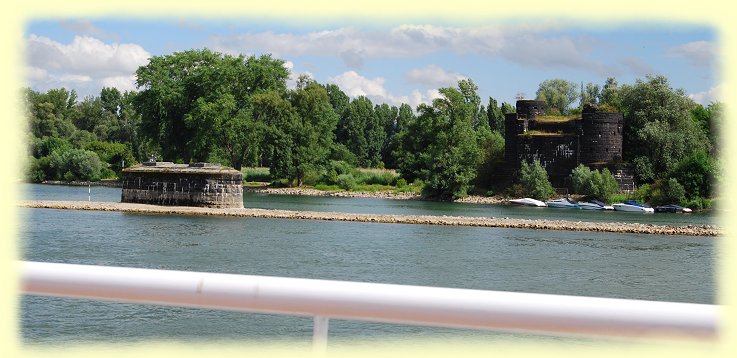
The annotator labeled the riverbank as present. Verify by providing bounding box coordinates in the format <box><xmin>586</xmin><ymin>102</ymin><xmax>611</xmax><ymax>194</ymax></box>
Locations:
<box><xmin>245</xmin><ymin>186</ymin><xmax>508</xmax><ymax>204</ymax></box>
<box><xmin>19</xmin><ymin>200</ymin><xmax>720</xmax><ymax>236</ymax></box>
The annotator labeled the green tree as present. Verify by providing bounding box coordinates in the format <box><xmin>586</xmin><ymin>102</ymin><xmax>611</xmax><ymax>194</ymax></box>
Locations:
<box><xmin>486</xmin><ymin>96</ymin><xmax>505</xmax><ymax>133</ymax></box>
<box><xmin>535</xmin><ymin>79</ymin><xmax>578</xmax><ymax>115</ymax></box>
<box><xmin>134</xmin><ymin>49</ymin><xmax>288</xmax><ymax>166</ymax></box>
<box><xmin>668</xmin><ymin>150</ymin><xmax>717</xmax><ymax>199</ymax></box>
<box><xmin>337</xmin><ymin>97</ymin><xmax>373</xmax><ymax>167</ymax></box>
<box><xmin>619</xmin><ymin>75</ymin><xmax>710</xmax><ymax>182</ymax></box>
<box><xmin>384</xmin><ymin>103</ymin><xmax>413</xmax><ymax>169</ymax></box>
<box><xmin>579</xmin><ymin>82</ymin><xmax>601</xmax><ymax>107</ymax></box>
<box><xmin>598</xmin><ymin>77</ymin><xmax>622</xmax><ymax>111</ymax></box>
<box><xmin>395</xmin><ymin>81</ymin><xmax>482</xmax><ymax>199</ymax></box>
<box><xmin>375</xmin><ymin>103</ymin><xmax>398</xmax><ymax>167</ymax></box>
<box><xmin>570</xmin><ymin>165</ymin><xmax>618</xmax><ymax>200</ymax></box>
<box><xmin>520</xmin><ymin>160</ymin><xmax>555</xmax><ymax>200</ymax></box>
<box><xmin>283</xmin><ymin>80</ymin><xmax>338</xmax><ymax>186</ymax></box>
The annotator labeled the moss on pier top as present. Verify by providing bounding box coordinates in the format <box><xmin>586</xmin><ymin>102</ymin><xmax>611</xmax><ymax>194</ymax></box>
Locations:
<box><xmin>122</xmin><ymin>162</ymin><xmax>241</xmax><ymax>175</ymax></box>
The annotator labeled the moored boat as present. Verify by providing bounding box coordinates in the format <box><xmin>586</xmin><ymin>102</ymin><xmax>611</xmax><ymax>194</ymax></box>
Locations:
<box><xmin>612</xmin><ymin>201</ymin><xmax>655</xmax><ymax>213</ymax></box>
<box><xmin>545</xmin><ymin>197</ymin><xmax>579</xmax><ymax>209</ymax></box>
<box><xmin>509</xmin><ymin>198</ymin><xmax>547</xmax><ymax>207</ymax></box>
<box><xmin>578</xmin><ymin>199</ymin><xmax>614</xmax><ymax>210</ymax></box>
<box><xmin>654</xmin><ymin>204</ymin><xmax>693</xmax><ymax>213</ymax></box>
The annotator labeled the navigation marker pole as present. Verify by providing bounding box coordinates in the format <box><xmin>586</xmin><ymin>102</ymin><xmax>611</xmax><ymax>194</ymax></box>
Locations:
<box><xmin>88</xmin><ymin>184</ymin><xmax>91</xmax><ymax>202</ymax></box>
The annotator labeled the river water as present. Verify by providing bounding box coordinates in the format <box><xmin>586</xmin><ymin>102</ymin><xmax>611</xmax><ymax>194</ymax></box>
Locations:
<box><xmin>19</xmin><ymin>184</ymin><xmax>718</xmax><ymax>346</ymax></box>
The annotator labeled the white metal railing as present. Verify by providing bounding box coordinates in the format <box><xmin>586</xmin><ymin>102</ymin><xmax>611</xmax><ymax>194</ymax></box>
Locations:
<box><xmin>20</xmin><ymin>261</ymin><xmax>717</xmax><ymax>350</ymax></box>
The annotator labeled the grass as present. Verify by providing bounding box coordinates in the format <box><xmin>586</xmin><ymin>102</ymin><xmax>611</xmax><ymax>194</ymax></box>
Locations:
<box><xmin>241</xmin><ymin>167</ymin><xmax>271</xmax><ymax>182</ymax></box>
<box><xmin>534</xmin><ymin>115</ymin><xmax>578</xmax><ymax>123</ymax></box>
<box><xmin>520</xmin><ymin>130</ymin><xmax>571</xmax><ymax>137</ymax></box>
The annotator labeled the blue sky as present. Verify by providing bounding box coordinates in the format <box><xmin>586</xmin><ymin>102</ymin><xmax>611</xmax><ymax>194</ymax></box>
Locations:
<box><xmin>24</xmin><ymin>18</ymin><xmax>719</xmax><ymax>108</ymax></box>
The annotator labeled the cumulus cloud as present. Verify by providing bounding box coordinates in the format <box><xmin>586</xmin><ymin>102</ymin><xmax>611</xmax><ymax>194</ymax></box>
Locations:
<box><xmin>210</xmin><ymin>24</ymin><xmax>607</xmax><ymax>73</ymax></box>
<box><xmin>689</xmin><ymin>84</ymin><xmax>721</xmax><ymax>105</ymax></box>
<box><xmin>668</xmin><ymin>41</ymin><xmax>718</xmax><ymax>67</ymax></box>
<box><xmin>328</xmin><ymin>70</ymin><xmax>441</xmax><ymax>108</ymax></box>
<box><xmin>405</xmin><ymin>64</ymin><xmax>466</xmax><ymax>87</ymax></box>
<box><xmin>25</xmin><ymin>34</ymin><xmax>150</xmax><ymax>96</ymax></box>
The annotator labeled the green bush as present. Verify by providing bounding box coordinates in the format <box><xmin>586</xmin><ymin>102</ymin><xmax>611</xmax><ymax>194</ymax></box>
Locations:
<box><xmin>336</xmin><ymin>173</ymin><xmax>357</xmax><ymax>191</ymax></box>
<box><xmin>668</xmin><ymin>150</ymin><xmax>717</xmax><ymax>199</ymax></box>
<box><xmin>396</xmin><ymin>178</ymin><xmax>408</xmax><ymax>188</ymax></box>
<box><xmin>47</xmin><ymin>148</ymin><xmax>104</xmax><ymax>181</ymax></box>
<box><xmin>25</xmin><ymin>156</ymin><xmax>46</xmax><ymax>183</ymax></box>
<box><xmin>571</xmin><ymin>165</ymin><xmax>619</xmax><ymax>200</ymax></box>
<box><xmin>520</xmin><ymin>160</ymin><xmax>555</xmax><ymax>200</ymax></box>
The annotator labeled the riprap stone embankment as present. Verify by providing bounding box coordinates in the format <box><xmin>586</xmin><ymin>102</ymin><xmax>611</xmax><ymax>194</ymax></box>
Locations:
<box><xmin>19</xmin><ymin>200</ymin><xmax>720</xmax><ymax>237</ymax></box>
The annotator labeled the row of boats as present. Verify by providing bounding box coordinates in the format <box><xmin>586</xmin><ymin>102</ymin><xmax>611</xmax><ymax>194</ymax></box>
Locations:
<box><xmin>509</xmin><ymin>197</ymin><xmax>692</xmax><ymax>213</ymax></box>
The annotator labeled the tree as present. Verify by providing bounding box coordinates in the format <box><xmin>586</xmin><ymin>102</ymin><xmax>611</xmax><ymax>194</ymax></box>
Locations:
<box><xmin>668</xmin><ymin>150</ymin><xmax>717</xmax><ymax>199</ymax></box>
<box><xmin>598</xmin><ymin>77</ymin><xmax>622</xmax><ymax>111</ymax></box>
<box><xmin>535</xmin><ymin>79</ymin><xmax>578</xmax><ymax>115</ymax></box>
<box><xmin>395</xmin><ymin>81</ymin><xmax>482</xmax><ymax>199</ymax></box>
<box><xmin>619</xmin><ymin>75</ymin><xmax>709</xmax><ymax>182</ymax></box>
<box><xmin>486</xmin><ymin>96</ymin><xmax>505</xmax><ymax>133</ymax></box>
<box><xmin>134</xmin><ymin>49</ymin><xmax>289</xmax><ymax>166</ymax></box>
<box><xmin>383</xmin><ymin>103</ymin><xmax>414</xmax><ymax>169</ymax></box>
<box><xmin>375</xmin><ymin>103</ymin><xmax>398</xmax><ymax>167</ymax></box>
<box><xmin>579</xmin><ymin>82</ymin><xmax>601</xmax><ymax>108</ymax></box>
<box><xmin>284</xmin><ymin>80</ymin><xmax>339</xmax><ymax>186</ymax></box>
<box><xmin>336</xmin><ymin>97</ymin><xmax>374</xmax><ymax>167</ymax></box>
<box><xmin>570</xmin><ymin>165</ymin><xmax>618</xmax><ymax>200</ymax></box>
<box><xmin>520</xmin><ymin>160</ymin><xmax>555</xmax><ymax>200</ymax></box>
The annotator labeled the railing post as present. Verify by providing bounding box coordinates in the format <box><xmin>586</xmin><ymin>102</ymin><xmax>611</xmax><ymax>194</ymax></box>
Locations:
<box><xmin>312</xmin><ymin>315</ymin><xmax>329</xmax><ymax>355</ymax></box>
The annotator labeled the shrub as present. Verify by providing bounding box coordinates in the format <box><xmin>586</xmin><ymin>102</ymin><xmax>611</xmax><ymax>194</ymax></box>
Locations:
<box><xmin>47</xmin><ymin>148</ymin><xmax>104</xmax><ymax>181</ymax></box>
<box><xmin>520</xmin><ymin>160</ymin><xmax>555</xmax><ymax>200</ymax></box>
<box><xmin>669</xmin><ymin>150</ymin><xmax>717</xmax><ymax>199</ymax></box>
<box><xmin>571</xmin><ymin>165</ymin><xmax>619</xmax><ymax>200</ymax></box>
<box><xmin>336</xmin><ymin>174</ymin><xmax>357</xmax><ymax>191</ymax></box>
<box><xmin>26</xmin><ymin>156</ymin><xmax>46</xmax><ymax>183</ymax></box>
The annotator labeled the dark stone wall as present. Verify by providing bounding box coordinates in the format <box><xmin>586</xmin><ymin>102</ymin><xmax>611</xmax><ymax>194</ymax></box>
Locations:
<box><xmin>515</xmin><ymin>100</ymin><xmax>545</xmax><ymax>119</ymax></box>
<box><xmin>516</xmin><ymin>134</ymin><xmax>579</xmax><ymax>188</ymax></box>
<box><xmin>122</xmin><ymin>171</ymin><xmax>243</xmax><ymax>208</ymax></box>
<box><xmin>504</xmin><ymin>113</ymin><xmax>526</xmax><ymax>163</ymax></box>
<box><xmin>580</xmin><ymin>112</ymin><xmax>624</xmax><ymax>164</ymax></box>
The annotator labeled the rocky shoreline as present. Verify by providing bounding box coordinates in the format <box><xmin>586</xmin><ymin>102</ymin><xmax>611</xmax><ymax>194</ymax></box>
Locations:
<box><xmin>244</xmin><ymin>186</ymin><xmax>508</xmax><ymax>204</ymax></box>
<box><xmin>20</xmin><ymin>200</ymin><xmax>720</xmax><ymax>237</ymax></box>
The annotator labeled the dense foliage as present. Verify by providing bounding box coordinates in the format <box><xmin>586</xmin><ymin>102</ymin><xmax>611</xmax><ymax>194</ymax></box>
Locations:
<box><xmin>23</xmin><ymin>48</ymin><xmax>721</xmax><ymax>205</ymax></box>
<box><xmin>519</xmin><ymin>160</ymin><xmax>555</xmax><ymax>201</ymax></box>
<box><xmin>570</xmin><ymin>165</ymin><xmax>619</xmax><ymax>201</ymax></box>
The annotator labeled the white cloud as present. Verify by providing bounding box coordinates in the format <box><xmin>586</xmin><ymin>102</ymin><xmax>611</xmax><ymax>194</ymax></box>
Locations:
<box><xmin>328</xmin><ymin>70</ymin><xmax>442</xmax><ymax>108</ymax></box>
<box><xmin>26</xmin><ymin>66</ymin><xmax>47</xmax><ymax>81</ymax></box>
<box><xmin>101</xmin><ymin>75</ymin><xmax>138</xmax><ymax>92</ymax></box>
<box><xmin>405</xmin><ymin>65</ymin><xmax>466</xmax><ymax>87</ymax></box>
<box><xmin>689</xmin><ymin>84</ymin><xmax>721</xmax><ymax>105</ymax></box>
<box><xmin>668</xmin><ymin>41</ymin><xmax>718</xmax><ymax>67</ymax></box>
<box><xmin>329</xmin><ymin>71</ymin><xmax>388</xmax><ymax>98</ymax></box>
<box><xmin>210</xmin><ymin>24</ymin><xmax>606</xmax><ymax>72</ymax></box>
<box><xmin>25</xmin><ymin>34</ymin><xmax>150</xmax><ymax>97</ymax></box>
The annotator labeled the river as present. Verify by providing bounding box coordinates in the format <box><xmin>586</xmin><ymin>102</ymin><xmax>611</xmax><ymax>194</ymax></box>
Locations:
<box><xmin>18</xmin><ymin>184</ymin><xmax>718</xmax><ymax>345</ymax></box>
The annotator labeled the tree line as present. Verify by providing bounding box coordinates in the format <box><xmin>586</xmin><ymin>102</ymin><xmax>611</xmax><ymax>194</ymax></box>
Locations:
<box><xmin>23</xmin><ymin>49</ymin><xmax>722</xmax><ymax>205</ymax></box>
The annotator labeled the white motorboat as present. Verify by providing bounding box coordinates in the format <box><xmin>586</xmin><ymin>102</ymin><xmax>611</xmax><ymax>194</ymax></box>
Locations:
<box><xmin>545</xmin><ymin>197</ymin><xmax>579</xmax><ymax>209</ymax></box>
<box><xmin>509</xmin><ymin>198</ymin><xmax>547</xmax><ymax>207</ymax></box>
<box><xmin>578</xmin><ymin>200</ymin><xmax>614</xmax><ymax>210</ymax></box>
<box><xmin>612</xmin><ymin>201</ymin><xmax>655</xmax><ymax>213</ymax></box>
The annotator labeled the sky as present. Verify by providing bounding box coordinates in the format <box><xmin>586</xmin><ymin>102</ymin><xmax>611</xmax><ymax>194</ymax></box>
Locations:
<box><xmin>23</xmin><ymin>18</ymin><xmax>720</xmax><ymax>109</ymax></box>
